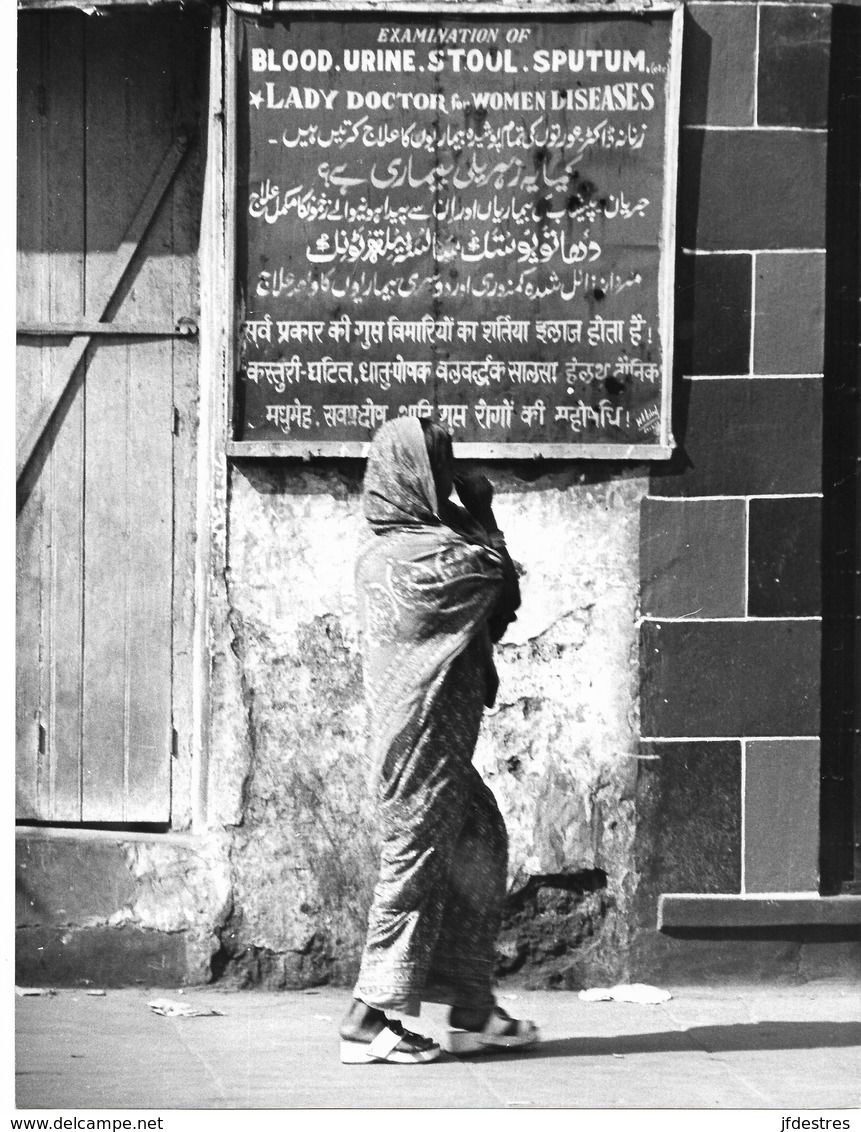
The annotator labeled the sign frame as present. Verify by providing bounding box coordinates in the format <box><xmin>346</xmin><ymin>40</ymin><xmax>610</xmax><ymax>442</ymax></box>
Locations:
<box><xmin>225</xmin><ymin>0</ymin><xmax>682</xmax><ymax>460</ymax></box>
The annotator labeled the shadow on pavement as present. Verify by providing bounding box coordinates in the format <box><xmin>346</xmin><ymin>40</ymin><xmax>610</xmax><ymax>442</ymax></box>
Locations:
<box><xmin>456</xmin><ymin>1022</ymin><xmax>861</xmax><ymax>1062</ymax></box>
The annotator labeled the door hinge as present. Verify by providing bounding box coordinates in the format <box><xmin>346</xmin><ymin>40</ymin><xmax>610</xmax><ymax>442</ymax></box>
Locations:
<box><xmin>173</xmin><ymin>408</ymin><xmax>181</xmax><ymax>436</ymax></box>
<box><xmin>171</xmin><ymin>728</ymin><xmax>179</xmax><ymax>759</ymax></box>
<box><xmin>38</xmin><ymin>722</ymin><xmax>47</xmax><ymax>756</ymax></box>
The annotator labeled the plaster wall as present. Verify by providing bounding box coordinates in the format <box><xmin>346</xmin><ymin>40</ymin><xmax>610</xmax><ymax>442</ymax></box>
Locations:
<box><xmin>210</xmin><ymin>461</ymin><xmax>648</xmax><ymax>987</ymax></box>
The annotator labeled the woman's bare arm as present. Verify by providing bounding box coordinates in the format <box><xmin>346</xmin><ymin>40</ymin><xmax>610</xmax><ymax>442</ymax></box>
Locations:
<box><xmin>454</xmin><ymin>474</ymin><xmax>521</xmax><ymax>640</ymax></box>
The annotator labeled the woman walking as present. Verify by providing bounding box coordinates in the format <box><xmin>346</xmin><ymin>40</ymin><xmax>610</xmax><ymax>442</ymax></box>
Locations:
<box><xmin>339</xmin><ymin>416</ymin><xmax>538</xmax><ymax>1065</ymax></box>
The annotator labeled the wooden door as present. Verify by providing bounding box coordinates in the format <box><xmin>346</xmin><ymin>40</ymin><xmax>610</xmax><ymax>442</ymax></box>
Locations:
<box><xmin>16</xmin><ymin>8</ymin><xmax>208</xmax><ymax>824</ymax></box>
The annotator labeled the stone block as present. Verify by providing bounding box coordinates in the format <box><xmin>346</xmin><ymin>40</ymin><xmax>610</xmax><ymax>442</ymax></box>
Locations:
<box><xmin>650</xmin><ymin>379</ymin><xmax>822</xmax><ymax>497</ymax></box>
<box><xmin>630</xmin><ymin>932</ymin><xmax>843</xmax><ymax>985</ymax></box>
<box><xmin>16</xmin><ymin>925</ymin><xmax>187</xmax><ymax>988</ymax></box>
<box><xmin>679</xmin><ymin>131</ymin><xmax>827</xmax><ymax>250</ymax></box>
<box><xmin>676</xmin><ymin>252</ymin><xmax>752</xmax><ymax>376</ymax></box>
<box><xmin>748</xmin><ymin>497</ymin><xmax>822</xmax><ymax>617</ymax></box>
<box><xmin>636</xmin><ymin>741</ymin><xmax>742</xmax><ymax>901</ymax></box>
<box><xmin>754</xmin><ymin>253</ymin><xmax>826</xmax><ymax>375</ymax></box>
<box><xmin>15</xmin><ymin>831</ymin><xmax>231</xmax><ymax>985</ymax></box>
<box><xmin>680</xmin><ymin>4</ymin><xmax>757</xmax><ymax>127</ymax></box>
<box><xmin>745</xmin><ymin>740</ymin><xmax>821</xmax><ymax>892</ymax></box>
<box><xmin>758</xmin><ymin>5</ymin><xmax>831</xmax><ymax>128</ymax></box>
<box><xmin>16</xmin><ymin>837</ymin><xmax>137</xmax><ymax>927</ymax></box>
<box><xmin>659</xmin><ymin>893</ymin><xmax>861</xmax><ymax>928</ymax></box>
<box><xmin>640</xmin><ymin>497</ymin><xmax>745</xmax><ymax>617</ymax></box>
<box><xmin>640</xmin><ymin>620</ymin><xmax>821</xmax><ymax>737</ymax></box>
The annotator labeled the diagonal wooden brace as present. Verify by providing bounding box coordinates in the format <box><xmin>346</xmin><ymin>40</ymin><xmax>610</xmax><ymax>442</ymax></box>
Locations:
<box><xmin>16</xmin><ymin>134</ymin><xmax>191</xmax><ymax>484</ymax></box>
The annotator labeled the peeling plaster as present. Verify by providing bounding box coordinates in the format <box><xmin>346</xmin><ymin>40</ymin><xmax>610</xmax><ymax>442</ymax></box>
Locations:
<box><xmin>209</xmin><ymin>461</ymin><xmax>649</xmax><ymax>988</ymax></box>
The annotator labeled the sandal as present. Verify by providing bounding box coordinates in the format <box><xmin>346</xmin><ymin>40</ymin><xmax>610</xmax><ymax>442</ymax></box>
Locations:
<box><xmin>442</xmin><ymin>1006</ymin><xmax>539</xmax><ymax>1055</ymax></box>
<box><xmin>340</xmin><ymin>1017</ymin><xmax>441</xmax><ymax>1064</ymax></box>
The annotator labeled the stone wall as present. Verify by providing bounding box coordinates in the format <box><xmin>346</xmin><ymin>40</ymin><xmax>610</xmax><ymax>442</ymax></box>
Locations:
<box><xmin>630</xmin><ymin>0</ymin><xmax>859</xmax><ymax>980</ymax></box>
<box><xmin>17</xmin><ymin>0</ymin><xmax>858</xmax><ymax>991</ymax></box>
<box><xmin>206</xmin><ymin>2</ymin><xmax>860</xmax><ymax>989</ymax></box>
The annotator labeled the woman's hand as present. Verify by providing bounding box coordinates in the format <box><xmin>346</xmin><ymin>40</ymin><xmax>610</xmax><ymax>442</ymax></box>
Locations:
<box><xmin>454</xmin><ymin>473</ymin><xmax>497</xmax><ymax>531</ymax></box>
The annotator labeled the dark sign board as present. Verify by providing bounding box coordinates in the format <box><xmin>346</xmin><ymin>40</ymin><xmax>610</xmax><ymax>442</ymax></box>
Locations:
<box><xmin>227</xmin><ymin>2</ymin><xmax>681</xmax><ymax>457</ymax></box>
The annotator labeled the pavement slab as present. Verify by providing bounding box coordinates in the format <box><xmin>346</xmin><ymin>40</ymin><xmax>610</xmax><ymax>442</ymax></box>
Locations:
<box><xmin>14</xmin><ymin>983</ymin><xmax>861</xmax><ymax>1111</ymax></box>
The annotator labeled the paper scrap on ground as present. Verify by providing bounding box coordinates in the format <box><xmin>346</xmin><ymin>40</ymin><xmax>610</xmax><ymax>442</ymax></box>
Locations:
<box><xmin>578</xmin><ymin>987</ymin><xmax>614</xmax><ymax>1001</ymax></box>
<box><xmin>86</xmin><ymin>990</ymin><xmax>107</xmax><ymax>997</ymax></box>
<box><xmin>147</xmin><ymin>997</ymin><xmax>225</xmax><ymax>1018</ymax></box>
<box><xmin>579</xmin><ymin>984</ymin><xmax>672</xmax><ymax>1004</ymax></box>
<box><xmin>15</xmin><ymin>987</ymin><xmax>56</xmax><ymax>997</ymax></box>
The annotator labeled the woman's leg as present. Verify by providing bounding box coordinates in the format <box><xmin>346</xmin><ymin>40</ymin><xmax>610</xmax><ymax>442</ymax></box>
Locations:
<box><xmin>353</xmin><ymin>653</ymin><xmax>486</xmax><ymax>1015</ymax></box>
<box><xmin>425</xmin><ymin>773</ymin><xmax>539</xmax><ymax>1051</ymax></box>
<box><xmin>339</xmin><ymin>729</ymin><xmax>472</xmax><ymax>1058</ymax></box>
<box><xmin>352</xmin><ymin>775</ymin><xmax>471</xmax><ymax>1015</ymax></box>
<box><xmin>423</xmin><ymin>770</ymin><xmax>508</xmax><ymax>1016</ymax></box>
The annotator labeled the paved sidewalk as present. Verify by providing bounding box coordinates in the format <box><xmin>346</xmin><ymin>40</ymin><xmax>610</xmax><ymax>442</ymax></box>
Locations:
<box><xmin>14</xmin><ymin>982</ymin><xmax>861</xmax><ymax>1110</ymax></box>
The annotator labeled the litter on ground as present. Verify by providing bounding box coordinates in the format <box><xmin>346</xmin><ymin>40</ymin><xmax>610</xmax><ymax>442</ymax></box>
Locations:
<box><xmin>579</xmin><ymin>984</ymin><xmax>672</xmax><ymax>1004</ymax></box>
<box><xmin>15</xmin><ymin>987</ymin><xmax>56</xmax><ymax>997</ymax></box>
<box><xmin>147</xmin><ymin>997</ymin><xmax>225</xmax><ymax>1018</ymax></box>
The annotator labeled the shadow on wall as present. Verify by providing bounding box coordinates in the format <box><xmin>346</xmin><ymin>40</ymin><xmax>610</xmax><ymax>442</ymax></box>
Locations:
<box><xmin>495</xmin><ymin>868</ymin><xmax>610</xmax><ymax>986</ymax></box>
<box><xmin>649</xmin><ymin>5</ymin><xmax>712</xmax><ymax>487</ymax></box>
<box><xmin>820</xmin><ymin>4</ymin><xmax>861</xmax><ymax>896</ymax></box>
<box><xmin>236</xmin><ymin>455</ymin><xmax>655</xmax><ymax>498</ymax></box>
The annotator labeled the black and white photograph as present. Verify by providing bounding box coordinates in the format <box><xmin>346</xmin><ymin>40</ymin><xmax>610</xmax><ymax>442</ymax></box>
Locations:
<box><xmin>11</xmin><ymin>0</ymin><xmax>861</xmax><ymax>1124</ymax></box>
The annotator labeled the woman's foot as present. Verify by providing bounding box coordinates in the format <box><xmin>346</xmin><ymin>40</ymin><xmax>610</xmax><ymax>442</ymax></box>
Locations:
<box><xmin>339</xmin><ymin>998</ymin><xmax>390</xmax><ymax>1043</ymax></box>
<box><xmin>448</xmin><ymin>1005</ymin><xmax>494</xmax><ymax>1032</ymax></box>
<box><xmin>444</xmin><ymin>1004</ymin><xmax>539</xmax><ymax>1055</ymax></box>
<box><xmin>339</xmin><ymin>998</ymin><xmax>440</xmax><ymax>1064</ymax></box>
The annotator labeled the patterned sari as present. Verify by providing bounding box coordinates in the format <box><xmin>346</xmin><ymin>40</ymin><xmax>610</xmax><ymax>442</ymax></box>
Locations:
<box><xmin>353</xmin><ymin>417</ymin><xmax>514</xmax><ymax>1016</ymax></box>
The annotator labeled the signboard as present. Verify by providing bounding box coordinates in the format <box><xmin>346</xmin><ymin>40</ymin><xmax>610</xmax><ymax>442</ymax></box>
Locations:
<box><xmin>227</xmin><ymin>2</ymin><xmax>681</xmax><ymax>457</ymax></box>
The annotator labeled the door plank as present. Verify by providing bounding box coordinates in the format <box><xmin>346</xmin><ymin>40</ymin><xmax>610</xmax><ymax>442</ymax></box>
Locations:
<box><xmin>168</xmin><ymin>13</ymin><xmax>210</xmax><ymax>830</ymax></box>
<box><xmin>16</xmin><ymin>13</ymin><xmax>50</xmax><ymax>819</ymax></box>
<box><xmin>80</xmin><ymin>343</ymin><xmax>129</xmax><ymax>820</ymax></box>
<box><xmin>16</xmin><ymin>12</ymin><xmax>87</xmax><ymax>821</ymax></box>
<box><xmin>45</xmin><ymin>13</ymin><xmax>87</xmax><ymax>821</ymax></box>
<box><xmin>121</xmin><ymin>15</ymin><xmax>200</xmax><ymax>821</ymax></box>
<box><xmin>125</xmin><ymin>340</ymin><xmax>174</xmax><ymax>821</ymax></box>
<box><xmin>81</xmin><ymin>13</ymin><xmax>178</xmax><ymax>821</ymax></box>
<box><xmin>118</xmin><ymin>20</ymin><xmax>179</xmax><ymax>818</ymax></box>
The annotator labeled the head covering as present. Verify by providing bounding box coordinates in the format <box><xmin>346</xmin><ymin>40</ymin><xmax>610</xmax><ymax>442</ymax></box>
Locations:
<box><xmin>362</xmin><ymin>416</ymin><xmax>441</xmax><ymax>530</ymax></box>
<box><xmin>356</xmin><ymin>417</ymin><xmax>503</xmax><ymax>791</ymax></box>
<box><xmin>363</xmin><ymin>416</ymin><xmax>488</xmax><ymax>543</ymax></box>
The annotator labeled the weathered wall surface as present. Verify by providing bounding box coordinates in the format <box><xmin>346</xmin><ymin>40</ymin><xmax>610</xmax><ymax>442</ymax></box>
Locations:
<box><xmin>16</xmin><ymin>832</ymin><xmax>232</xmax><ymax>987</ymax></box>
<box><xmin>209</xmin><ymin>463</ymin><xmax>374</xmax><ymax>986</ymax></box>
<box><xmin>17</xmin><ymin>0</ymin><xmax>858</xmax><ymax>992</ymax></box>
<box><xmin>202</xmin><ymin>0</ymin><xmax>857</xmax><ymax>991</ymax></box>
<box><xmin>210</xmin><ymin>460</ymin><xmax>648</xmax><ymax>988</ymax></box>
